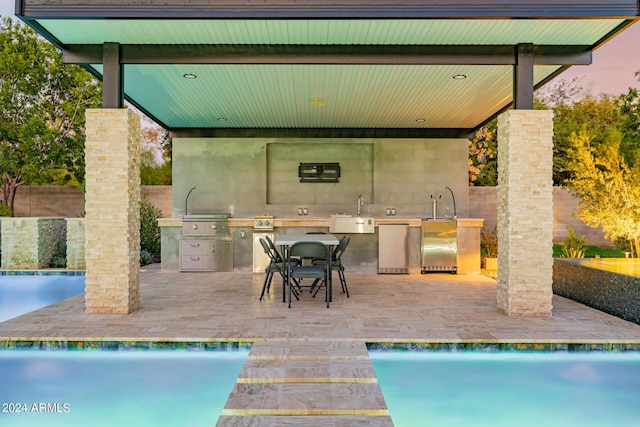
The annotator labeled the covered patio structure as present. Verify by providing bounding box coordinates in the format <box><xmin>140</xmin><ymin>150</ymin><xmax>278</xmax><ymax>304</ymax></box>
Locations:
<box><xmin>14</xmin><ymin>1</ymin><xmax>640</xmax><ymax>317</ymax></box>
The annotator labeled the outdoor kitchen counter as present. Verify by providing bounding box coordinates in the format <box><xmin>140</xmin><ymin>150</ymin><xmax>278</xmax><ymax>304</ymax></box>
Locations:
<box><xmin>159</xmin><ymin>218</ymin><xmax>483</xmax><ymax>274</ymax></box>
<box><xmin>159</xmin><ymin>218</ymin><xmax>423</xmax><ymax>227</ymax></box>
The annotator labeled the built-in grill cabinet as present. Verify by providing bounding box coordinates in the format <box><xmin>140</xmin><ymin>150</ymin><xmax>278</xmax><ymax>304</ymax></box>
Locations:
<box><xmin>180</xmin><ymin>214</ymin><xmax>233</xmax><ymax>272</ymax></box>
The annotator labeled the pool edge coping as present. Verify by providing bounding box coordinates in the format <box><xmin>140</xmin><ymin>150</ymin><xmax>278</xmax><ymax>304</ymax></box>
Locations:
<box><xmin>2</xmin><ymin>338</ymin><xmax>640</xmax><ymax>352</ymax></box>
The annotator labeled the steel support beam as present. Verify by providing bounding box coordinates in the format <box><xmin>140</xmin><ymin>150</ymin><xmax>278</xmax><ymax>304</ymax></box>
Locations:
<box><xmin>513</xmin><ymin>43</ymin><xmax>534</xmax><ymax>110</ymax></box>
<box><xmin>169</xmin><ymin>127</ymin><xmax>475</xmax><ymax>139</ymax></box>
<box><xmin>102</xmin><ymin>42</ymin><xmax>124</xmax><ymax>109</ymax></box>
<box><xmin>63</xmin><ymin>43</ymin><xmax>592</xmax><ymax>66</ymax></box>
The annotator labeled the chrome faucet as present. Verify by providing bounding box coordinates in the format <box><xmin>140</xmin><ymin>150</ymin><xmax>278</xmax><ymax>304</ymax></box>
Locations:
<box><xmin>445</xmin><ymin>186</ymin><xmax>457</xmax><ymax>219</ymax></box>
<box><xmin>184</xmin><ymin>185</ymin><xmax>198</xmax><ymax>216</ymax></box>
<box><xmin>357</xmin><ymin>194</ymin><xmax>365</xmax><ymax>216</ymax></box>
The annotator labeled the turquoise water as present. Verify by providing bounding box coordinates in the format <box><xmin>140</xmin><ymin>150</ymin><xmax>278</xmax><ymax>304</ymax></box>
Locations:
<box><xmin>370</xmin><ymin>351</ymin><xmax>640</xmax><ymax>427</ymax></box>
<box><xmin>0</xmin><ymin>350</ymin><xmax>247</xmax><ymax>427</ymax></box>
<box><xmin>0</xmin><ymin>275</ymin><xmax>85</xmax><ymax>322</ymax></box>
<box><xmin>576</xmin><ymin>258</ymin><xmax>640</xmax><ymax>277</ymax></box>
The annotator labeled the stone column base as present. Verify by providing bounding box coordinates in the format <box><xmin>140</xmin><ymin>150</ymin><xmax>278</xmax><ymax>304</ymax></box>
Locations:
<box><xmin>84</xmin><ymin>109</ymin><xmax>141</xmax><ymax>314</ymax></box>
<box><xmin>497</xmin><ymin>110</ymin><xmax>554</xmax><ymax>317</ymax></box>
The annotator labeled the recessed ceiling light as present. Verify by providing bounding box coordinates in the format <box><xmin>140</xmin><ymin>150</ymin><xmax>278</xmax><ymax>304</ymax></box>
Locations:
<box><xmin>452</xmin><ymin>74</ymin><xmax>467</xmax><ymax>80</ymax></box>
<box><xmin>183</xmin><ymin>73</ymin><xmax>197</xmax><ymax>79</ymax></box>
<box><xmin>415</xmin><ymin>118</ymin><xmax>426</xmax><ymax>122</ymax></box>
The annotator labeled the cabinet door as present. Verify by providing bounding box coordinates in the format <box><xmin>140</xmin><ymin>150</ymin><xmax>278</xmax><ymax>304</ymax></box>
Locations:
<box><xmin>209</xmin><ymin>240</ymin><xmax>233</xmax><ymax>271</ymax></box>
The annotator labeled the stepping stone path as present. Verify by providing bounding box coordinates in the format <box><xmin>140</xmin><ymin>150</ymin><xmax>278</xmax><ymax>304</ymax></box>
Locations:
<box><xmin>216</xmin><ymin>340</ymin><xmax>394</xmax><ymax>426</ymax></box>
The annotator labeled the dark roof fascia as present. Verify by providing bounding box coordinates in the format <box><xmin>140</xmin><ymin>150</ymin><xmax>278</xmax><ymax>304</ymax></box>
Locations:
<box><xmin>16</xmin><ymin>0</ymin><xmax>640</xmax><ymax>19</ymax></box>
<box><xmin>62</xmin><ymin>44</ymin><xmax>592</xmax><ymax>66</ymax></box>
<box><xmin>169</xmin><ymin>128</ymin><xmax>475</xmax><ymax>139</ymax></box>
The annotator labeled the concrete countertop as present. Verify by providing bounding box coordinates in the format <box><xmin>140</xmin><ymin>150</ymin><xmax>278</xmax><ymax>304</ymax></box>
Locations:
<box><xmin>159</xmin><ymin>217</ymin><xmax>484</xmax><ymax>228</ymax></box>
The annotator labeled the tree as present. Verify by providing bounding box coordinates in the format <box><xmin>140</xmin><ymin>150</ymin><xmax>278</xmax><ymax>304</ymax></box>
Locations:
<box><xmin>140</xmin><ymin>125</ymin><xmax>172</xmax><ymax>185</ymax></box>
<box><xmin>566</xmin><ymin>128</ymin><xmax>640</xmax><ymax>257</ymax></box>
<box><xmin>616</xmin><ymin>86</ymin><xmax>640</xmax><ymax>166</ymax></box>
<box><xmin>468</xmin><ymin>119</ymin><xmax>497</xmax><ymax>186</ymax></box>
<box><xmin>0</xmin><ymin>18</ymin><xmax>101</xmax><ymax>215</ymax></box>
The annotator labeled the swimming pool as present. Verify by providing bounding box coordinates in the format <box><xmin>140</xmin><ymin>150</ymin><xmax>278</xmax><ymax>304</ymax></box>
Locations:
<box><xmin>370</xmin><ymin>351</ymin><xmax>640</xmax><ymax>427</ymax></box>
<box><xmin>0</xmin><ymin>349</ymin><xmax>248</xmax><ymax>427</ymax></box>
<box><xmin>0</xmin><ymin>274</ymin><xmax>85</xmax><ymax>322</ymax></box>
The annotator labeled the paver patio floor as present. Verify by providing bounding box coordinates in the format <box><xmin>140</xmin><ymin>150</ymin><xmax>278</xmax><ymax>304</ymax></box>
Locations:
<box><xmin>2</xmin><ymin>269</ymin><xmax>639</xmax><ymax>343</ymax></box>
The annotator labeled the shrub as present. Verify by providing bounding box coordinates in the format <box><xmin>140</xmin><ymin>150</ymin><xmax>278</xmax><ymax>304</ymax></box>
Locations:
<box><xmin>480</xmin><ymin>226</ymin><xmax>498</xmax><ymax>258</ymax></box>
<box><xmin>614</xmin><ymin>236</ymin><xmax>631</xmax><ymax>253</ymax></box>
<box><xmin>0</xmin><ymin>203</ymin><xmax>12</xmax><ymax>216</ymax></box>
<box><xmin>140</xmin><ymin>249</ymin><xmax>152</xmax><ymax>266</ymax></box>
<box><xmin>561</xmin><ymin>226</ymin><xmax>586</xmax><ymax>258</ymax></box>
<box><xmin>140</xmin><ymin>194</ymin><xmax>162</xmax><ymax>258</ymax></box>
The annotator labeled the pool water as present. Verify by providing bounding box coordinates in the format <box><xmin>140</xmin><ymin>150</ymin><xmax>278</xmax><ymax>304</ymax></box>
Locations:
<box><xmin>0</xmin><ymin>275</ymin><xmax>85</xmax><ymax>322</ymax></box>
<box><xmin>370</xmin><ymin>351</ymin><xmax>640</xmax><ymax>427</ymax></box>
<box><xmin>0</xmin><ymin>350</ymin><xmax>248</xmax><ymax>427</ymax></box>
<box><xmin>577</xmin><ymin>258</ymin><xmax>640</xmax><ymax>277</ymax></box>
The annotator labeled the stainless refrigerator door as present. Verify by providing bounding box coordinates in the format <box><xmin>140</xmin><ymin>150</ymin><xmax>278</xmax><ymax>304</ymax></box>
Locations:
<box><xmin>378</xmin><ymin>224</ymin><xmax>409</xmax><ymax>274</ymax></box>
<box><xmin>421</xmin><ymin>220</ymin><xmax>457</xmax><ymax>272</ymax></box>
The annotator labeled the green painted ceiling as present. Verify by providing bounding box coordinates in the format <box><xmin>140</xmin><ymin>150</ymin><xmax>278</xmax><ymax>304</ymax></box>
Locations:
<box><xmin>40</xmin><ymin>19</ymin><xmax>619</xmax><ymax>45</ymax></box>
<box><xmin>31</xmin><ymin>17</ymin><xmax>634</xmax><ymax>133</ymax></box>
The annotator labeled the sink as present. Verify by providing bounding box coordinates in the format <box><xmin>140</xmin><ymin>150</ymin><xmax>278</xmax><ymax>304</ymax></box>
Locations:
<box><xmin>329</xmin><ymin>215</ymin><xmax>375</xmax><ymax>234</ymax></box>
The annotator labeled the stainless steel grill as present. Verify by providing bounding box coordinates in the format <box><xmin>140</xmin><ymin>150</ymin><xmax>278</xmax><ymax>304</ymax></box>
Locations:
<box><xmin>180</xmin><ymin>213</ymin><xmax>233</xmax><ymax>272</ymax></box>
<box><xmin>182</xmin><ymin>213</ymin><xmax>231</xmax><ymax>237</ymax></box>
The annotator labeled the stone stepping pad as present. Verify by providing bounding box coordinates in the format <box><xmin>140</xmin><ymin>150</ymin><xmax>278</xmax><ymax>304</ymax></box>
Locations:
<box><xmin>216</xmin><ymin>415</ymin><xmax>394</xmax><ymax>426</ymax></box>
<box><xmin>222</xmin><ymin>382</ymin><xmax>388</xmax><ymax>416</ymax></box>
<box><xmin>218</xmin><ymin>340</ymin><xmax>391</xmax><ymax>423</ymax></box>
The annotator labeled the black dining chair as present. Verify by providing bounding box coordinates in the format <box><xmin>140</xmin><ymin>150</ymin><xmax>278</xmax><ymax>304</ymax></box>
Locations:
<box><xmin>265</xmin><ymin>235</ymin><xmax>284</xmax><ymax>262</ymax></box>
<box><xmin>312</xmin><ymin>235</ymin><xmax>350</xmax><ymax>297</ymax></box>
<box><xmin>258</xmin><ymin>238</ymin><xmax>301</xmax><ymax>302</ymax></box>
<box><xmin>286</xmin><ymin>241</ymin><xmax>331</xmax><ymax>308</ymax></box>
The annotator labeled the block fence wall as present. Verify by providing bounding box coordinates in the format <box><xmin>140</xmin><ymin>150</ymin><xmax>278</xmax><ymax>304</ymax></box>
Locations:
<box><xmin>12</xmin><ymin>185</ymin><xmax>609</xmax><ymax>246</ymax></box>
<box><xmin>13</xmin><ymin>185</ymin><xmax>172</xmax><ymax>219</ymax></box>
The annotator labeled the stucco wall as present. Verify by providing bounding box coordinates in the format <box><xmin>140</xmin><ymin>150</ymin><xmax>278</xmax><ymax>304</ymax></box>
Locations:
<box><xmin>172</xmin><ymin>138</ymin><xmax>470</xmax><ymax>220</ymax></box>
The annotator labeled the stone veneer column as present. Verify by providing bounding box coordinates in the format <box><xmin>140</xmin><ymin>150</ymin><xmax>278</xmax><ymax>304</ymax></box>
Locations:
<box><xmin>84</xmin><ymin>109</ymin><xmax>141</xmax><ymax>314</ymax></box>
<box><xmin>497</xmin><ymin>110</ymin><xmax>554</xmax><ymax>316</ymax></box>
